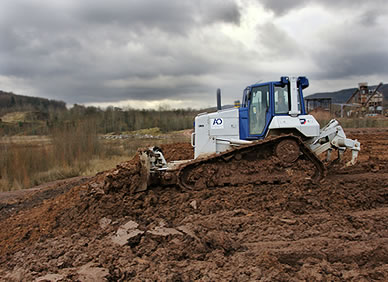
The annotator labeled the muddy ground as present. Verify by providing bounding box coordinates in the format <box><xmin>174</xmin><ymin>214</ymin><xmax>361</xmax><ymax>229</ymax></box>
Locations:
<box><xmin>0</xmin><ymin>132</ymin><xmax>387</xmax><ymax>281</ymax></box>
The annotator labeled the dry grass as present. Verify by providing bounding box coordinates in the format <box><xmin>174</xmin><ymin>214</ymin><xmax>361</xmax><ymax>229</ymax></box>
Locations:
<box><xmin>0</xmin><ymin>120</ymin><xmax>98</xmax><ymax>191</ymax></box>
<box><xmin>81</xmin><ymin>156</ymin><xmax>133</xmax><ymax>176</ymax></box>
<box><xmin>0</xmin><ymin>142</ymin><xmax>84</xmax><ymax>191</ymax></box>
<box><xmin>0</xmin><ymin>135</ymin><xmax>51</xmax><ymax>145</ymax></box>
<box><xmin>0</xmin><ymin>124</ymin><xmax>191</xmax><ymax>191</ymax></box>
<box><xmin>0</xmin><ymin>112</ymin><xmax>29</xmax><ymax>123</ymax></box>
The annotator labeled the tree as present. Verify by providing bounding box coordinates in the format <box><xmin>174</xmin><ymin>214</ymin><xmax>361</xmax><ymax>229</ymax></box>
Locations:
<box><xmin>10</xmin><ymin>96</ymin><xmax>16</xmax><ymax>107</ymax></box>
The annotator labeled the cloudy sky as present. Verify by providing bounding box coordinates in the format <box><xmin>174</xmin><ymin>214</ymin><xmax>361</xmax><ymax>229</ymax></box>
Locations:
<box><xmin>1</xmin><ymin>0</ymin><xmax>387</xmax><ymax>109</ymax></box>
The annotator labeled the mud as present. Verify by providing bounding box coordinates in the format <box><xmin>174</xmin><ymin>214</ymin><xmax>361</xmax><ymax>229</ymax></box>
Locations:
<box><xmin>159</xmin><ymin>142</ymin><xmax>193</xmax><ymax>162</ymax></box>
<box><xmin>0</xmin><ymin>177</ymin><xmax>90</xmax><ymax>221</ymax></box>
<box><xmin>178</xmin><ymin>136</ymin><xmax>322</xmax><ymax>190</ymax></box>
<box><xmin>0</xmin><ymin>128</ymin><xmax>387</xmax><ymax>281</ymax></box>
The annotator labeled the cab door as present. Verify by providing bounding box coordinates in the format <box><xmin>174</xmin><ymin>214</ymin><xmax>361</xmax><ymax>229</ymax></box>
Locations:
<box><xmin>248</xmin><ymin>84</ymin><xmax>271</xmax><ymax>137</ymax></box>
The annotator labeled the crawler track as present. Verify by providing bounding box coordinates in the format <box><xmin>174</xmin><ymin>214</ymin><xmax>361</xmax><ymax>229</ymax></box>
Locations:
<box><xmin>177</xmin><ymin>135</ymin><xmax>325</xmax><ymax>190</ymax></box>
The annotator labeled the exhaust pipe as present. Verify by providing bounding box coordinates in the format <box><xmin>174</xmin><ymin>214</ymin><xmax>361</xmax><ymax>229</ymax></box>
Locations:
<box><xmin>217</xmin><ymin>88</ymin><xmax>222</xmax><ymax>110</ymax></box>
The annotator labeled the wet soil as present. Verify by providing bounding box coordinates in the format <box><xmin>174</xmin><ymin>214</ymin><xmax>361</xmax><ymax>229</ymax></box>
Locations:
<box><xmin>0</xmin><ymin>128</ymin><xmax>387</xmax><ymax>281</ymax></box>
<box><xmin>178</xmin><ymin>136</ymin><xmax>322</xmax><ymax>190</ymax></box>
<box><xmin>159</xmin><ymin>142</ymin><xmax>193</xmax><ymax>162</ymax></box>
<box><xmin>0</xmin><ymin>177</ymin><xmax>90</xmax><ymax>222</ymax></box>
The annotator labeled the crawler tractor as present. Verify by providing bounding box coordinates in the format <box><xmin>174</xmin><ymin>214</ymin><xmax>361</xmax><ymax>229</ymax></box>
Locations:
<box><xmin>138</xmin><ymin>76</ymin><xmax>360</xmax><ymax>191</ymax></box>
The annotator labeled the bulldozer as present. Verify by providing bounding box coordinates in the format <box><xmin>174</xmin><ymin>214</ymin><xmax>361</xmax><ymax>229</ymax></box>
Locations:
<box><xmin>137</xmin><ymin>76</ymin><xmax>360</xmax><ymax>191</ymax></box>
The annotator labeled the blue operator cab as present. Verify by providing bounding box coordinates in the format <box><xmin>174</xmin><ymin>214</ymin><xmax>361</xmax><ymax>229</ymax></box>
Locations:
<box><xmin>239</xmin><ymin>76</ymin><xmax>309</xmax><ymax>140</ymax></box>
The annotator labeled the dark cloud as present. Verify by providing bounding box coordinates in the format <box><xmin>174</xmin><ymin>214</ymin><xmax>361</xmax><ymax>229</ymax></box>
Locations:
<box><xmin>308</xmin><ymin>9</ymin><xmax>388</xmax><ymax>80</ymax></box>
<box><xmin>0</xmin><ymin>0</ymin><xmax>387</xmax><ymax>106</ymax></box>
<box><xmin>314</xmin><ymin>50</ymin><xmax>388</xmax><ymax>80</ymax></box>
<box><xmin>256</xmin><ymin>23</ymin><xmax>300</xmax><ymax>58</ymax></box>
<box><xmin>259</xmin><ymin>0</ymin><xmax>308</xmax><ymax>16</ymax></box>
<box><xmin>0</xmin><ymin>0</ymin><xmax>242</xmax><ymax>104</ymax></box>
<box><xmin>200</xmin><ymin>0</ymin><xmax>241</xmax><ymax>25</ymax></box>
<box><xmin>258</xmin><ymin>0</ymin><xmax>385</xmax><ymax>16</ymax></box>
<box><xmin>358</xmin><ymin>6</ymin><xmax>388</xmax><ymax>26</ymax></box>
<box><xmin>75</xmin><ymin>0</ymin><xmax>240</xmax><ymax>34</ymax></box>
<box><xmin>254</xmin><ymin>0</ymin><xmax>388</xmax><ymax>82</ymax></box>
<box><xmin>76</xmin><ymin>1</ymin><xmax>195</xmax><ymax>34</ymax></box>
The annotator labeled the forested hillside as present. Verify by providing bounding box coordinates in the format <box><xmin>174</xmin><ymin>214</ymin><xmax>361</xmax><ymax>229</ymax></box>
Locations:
<box><xmin>0</xmin><ymin>90</ymin><xmax>200</xmax><ymax>136</ymax></box>
<box><xmin>0</xmin><ymin>91</ymin><xmax>66</xmax><ymax>115</ymax></box>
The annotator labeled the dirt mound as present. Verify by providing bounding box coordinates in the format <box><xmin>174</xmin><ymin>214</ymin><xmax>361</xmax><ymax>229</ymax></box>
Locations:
<box><xmin>0</xmin><ymin>131</ymin><xmax>387</xmax><ymax>281</ymax></box>
<box><xmin>0</xmin><ymin>177</ymin><xmax>89</xmax><ymax>221</ymax></box>
<box><xmin>160</xmin><ymin>142</ymin><xmax>193</xmax><ymax>162</ymax></box>
<box><xmin>178</xmin><ymin>136</ymin><xmax>323</xmax><ymax>190</ymax></box>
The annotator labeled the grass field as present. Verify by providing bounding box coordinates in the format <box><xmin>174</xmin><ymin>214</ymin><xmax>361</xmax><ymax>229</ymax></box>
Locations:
<box><xmin>0</xmin><ymin>127</ymin><xmax>190</xmax><ymax>192</ymax></box>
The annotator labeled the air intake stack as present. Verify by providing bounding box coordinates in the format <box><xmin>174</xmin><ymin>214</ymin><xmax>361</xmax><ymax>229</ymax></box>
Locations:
<box><xmin>217</xmin><ymin>88</ymin><xmax>222</xmax><ymax>111</ymax></box>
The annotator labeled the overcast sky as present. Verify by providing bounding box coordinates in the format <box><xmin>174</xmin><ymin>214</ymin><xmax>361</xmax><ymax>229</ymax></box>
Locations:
<box><xmin>1</xmin><ymin>0</ymin><xmax>387</xmax><ymax>109</ymax></box>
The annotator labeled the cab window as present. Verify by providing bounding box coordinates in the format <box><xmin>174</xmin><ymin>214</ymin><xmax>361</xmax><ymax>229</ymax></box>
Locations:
<box><xmin>249</xmin><ymin>85</ymin><xmax>269</xmax><ymax>135</ymax></box>
<box><xmin>274</xmin><ymin>85</ymin><xmax>290</xmax><ymax>114</ymax></box>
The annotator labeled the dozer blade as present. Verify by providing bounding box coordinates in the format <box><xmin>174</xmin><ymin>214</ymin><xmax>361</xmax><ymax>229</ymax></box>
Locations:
<box><xmin>136</xmin><ymin>151</ymin><xmax>151</xmax><ymax>192</ymax></box>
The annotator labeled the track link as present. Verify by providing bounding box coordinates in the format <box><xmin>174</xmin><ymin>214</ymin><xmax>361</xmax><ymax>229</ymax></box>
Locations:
<box><xmin>177</xmin><ymin>135</ymin><xmax>325</xmax><ymax>191</ymax></box>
